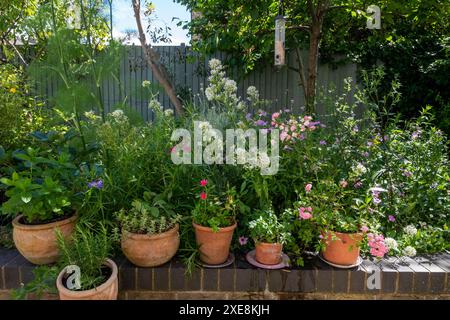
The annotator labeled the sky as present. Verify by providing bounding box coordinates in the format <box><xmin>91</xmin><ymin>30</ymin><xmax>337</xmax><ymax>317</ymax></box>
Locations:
<box><xmin>110</xmin><ymin>0</ymin><xmax>191</xmax><ymax>45</ymax></box>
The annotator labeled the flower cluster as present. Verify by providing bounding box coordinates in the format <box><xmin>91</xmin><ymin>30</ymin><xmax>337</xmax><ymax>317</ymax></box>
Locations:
<box><xmin>367</xmin><ymin>233</ymin><xmax>388</xmax><ymax>258</ymax></box>
<box><xmin>88</xmin><ymin>179</ymin><xmax>103</xmax><ymax>190</ymax></box>
<box><xmin>204</xmin><ymin>59</ymin><xmax>246</xmax><ymax>111</ymax></box>
<box><xmin>298</xmin><ymin>207</ymin><xmax>313</xmax><ymax>220</ymax></box>
<box><xmin>271</xmin><ymin>113</ymin><xmax>321</xmax><ymax>143</ymax></box>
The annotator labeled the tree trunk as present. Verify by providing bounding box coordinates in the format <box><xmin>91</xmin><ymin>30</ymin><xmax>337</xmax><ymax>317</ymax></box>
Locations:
<box><xmin>132</xmin><ymin>0</ymin><xmax>184</xmax><ymax>115</ymax></box>
<box><xmin>306</xmin><ymin>20</ymin><xmax>321</xmax><ymax>114</ymax></box>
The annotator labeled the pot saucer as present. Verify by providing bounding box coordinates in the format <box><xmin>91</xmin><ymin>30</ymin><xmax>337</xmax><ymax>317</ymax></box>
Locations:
<box><xmin>245</xmin><ymin>249</ymin><xmax>290</xmax><ymax>270</ymax></box>
<box><xmin>318</xmin><ymin>253</ymin><xmax>363</xmax><ymax>269</ymax></box>
<box><xmin>198</xmin><ymin>253</ymin><xmax>235</xmax><ymax>268</ymax></box>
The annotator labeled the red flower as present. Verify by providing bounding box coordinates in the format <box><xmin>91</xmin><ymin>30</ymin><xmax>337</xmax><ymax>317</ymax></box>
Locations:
<box><xmin>200</xmin><ymin>179</ymin><xmax>208</xmax><ymax>187</ymax></box>
<box><xmin>200</xmin><ymin>192</ymin><xmax>207</xmax><ymax>200</ymax></box>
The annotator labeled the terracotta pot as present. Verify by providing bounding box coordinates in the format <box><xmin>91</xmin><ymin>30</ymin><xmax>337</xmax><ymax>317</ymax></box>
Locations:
<box><xmin>56</xmin><ymin>258</ymin><xmax>118</xmax><ymax>300</ymax></box>
<box><xmin>255</xmin><ymin>242</ymin><xmax>282</xmax><ymax>265</ymax></box>
<box><xmin>193</xmin><ymin>221</ymin><xmax>236</xmax><ymax>265</ymax></box>
<box><xmin>121</xmin><ymin>224</ymin><xmax>180</xmax><ymax>267</ymax></box>
<box><xmin>12</xmin><ymin>214</ymin><xmax>77</xmax><ymax>265</ymax></box>
<box><xmin>322</xmin><ymin>230</ymin><xmax>363</xmax><ymax>266</ymax></box>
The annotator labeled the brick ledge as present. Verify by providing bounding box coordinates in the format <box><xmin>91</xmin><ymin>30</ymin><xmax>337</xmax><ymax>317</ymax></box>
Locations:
<box><xmin>1</xmin><ymin>248</ymin><xmax>449</xmax><ymax>299</ymax></box>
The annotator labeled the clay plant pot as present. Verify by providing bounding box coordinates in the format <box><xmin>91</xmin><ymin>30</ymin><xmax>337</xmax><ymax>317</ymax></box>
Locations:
<box><xmin>321</xmin><ymin>230</ymin><xmax>363</xmax><ymax>266</ymax></box>
<box><xmin>56</xmin><ymin>258</ymin><xmax>118</xmax><ymax>300</ymax></box>
<box><xmin>193</xmin><ymin>221</ymin><xmax>237</xmax><ymax>265</ymax></box>
<box><xmin>12</xmin><ymin>214</ymin><xmax>77</xmax><ymax>265</ymax></box>
<box><xmin>255</xmin><ymin>242</ymin><xmax>283</xmax><ymax>265</ymax></box>
<box><xmin>121</xmin><ymin>224</ymin><xmax>180</xmax><ymax>267</ymax></box>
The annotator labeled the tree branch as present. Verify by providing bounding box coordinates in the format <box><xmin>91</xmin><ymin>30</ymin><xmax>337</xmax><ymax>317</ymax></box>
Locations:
<box><xmin>132</xmin><ymin>0</ymin><xmax>184</xmax><ymax>115</ymax></box>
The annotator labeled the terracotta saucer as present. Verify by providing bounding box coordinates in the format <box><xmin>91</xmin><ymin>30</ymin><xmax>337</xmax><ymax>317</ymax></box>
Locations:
<box><xmin>245</xmin><ymin>249</ymin><xmax>290</xmax><ymax>269</ymax></box>
<box><xmin>318</xmin><ymin>253</ymin><xmax>363</xmax><ymax>269</ymax></box>
<box><xmin>198</xmin><ymin>253</ymin><xmax>235</xmax><ymax>268</ymax></box>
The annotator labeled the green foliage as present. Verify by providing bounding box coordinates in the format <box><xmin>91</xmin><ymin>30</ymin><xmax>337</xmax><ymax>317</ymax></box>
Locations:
<box><xmin>116</xmin><ymin>192</ymin><xmax>181</xmax><ymax>235</ymax></box>
<box><xmin>248</xmin><ymin>209</ymin><xmax>290</xmax><ymax>244</ymax></box>
<box><xmin>1</xmin><ymin>173</ymin><xmax>71</xmax><ymax>223</ymax></box>
<box><xmin>57</xmin><ymin>223</ymin><xmax>115</xmax><ymax>291</ymax></box>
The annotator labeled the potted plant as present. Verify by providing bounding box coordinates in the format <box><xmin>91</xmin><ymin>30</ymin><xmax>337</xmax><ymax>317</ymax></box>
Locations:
<box><xmin>56</xmin><ymin>224</ymin><xmax>118</xmax><ymax>300</ymax></box>
<box><xmin>192</xmin><ymin>180</ymin><xmax>240</xmax><ymax>265</ymax></box>
<box><xmin>1</xmin><ymin>172</ymin><xmax>77</xmax><ymax>264</ymax></box>
<box><xmin>302</xmin><ymin>180</ymin><xmax>371</xmax><ymax>266</ymax></box>
<box><xmin>248</xmin><ymin>209</ymin><xmax>290</xmax><ymax>265</ymax></box>
<box><xmin>117</xmin><ymin>192</ymin><xmax>181</xmax><ymax>267</ymax></box>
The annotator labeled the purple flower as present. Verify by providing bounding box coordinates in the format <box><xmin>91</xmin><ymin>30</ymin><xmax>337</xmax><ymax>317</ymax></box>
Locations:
<box><xmin>258</xmin><ymin>110</ymin><xmax>267</xmax><ymax>117</ymax></box>
<box><xmin>402</xmin><ymin>171</ymin><xmax>412</xmax><ymax>177</ymax></box>
<box><xmin>245</xmin><ymin>113</ymin><xmax>252</xmax><ymax>121</ymax></box>
<box><xmin>255</xmin><ymin>119</ymin><xmax>267</xmax><ymax>126</ymax></box>
<box><xmin>362</xmin><ymin>151</ymin><xmax>370</xmax><ymax>158</ymax></box>
<box><xmin>354</xmin><ymin>181</ymin><xmax>363</xmax><ymax>189</ymax></box>
<box><xmin>320</xmin><ymin>140</ymin><xmax>327</xmax><ymax>145</ymax></box>
<box><xmin>239</xmin><ymin>236</ymin><xmax>248</xmax><ymax>246</ymax></box>
<box><xmin>388</xmin><ymin>215</ymin><xmax>396</xmax><ymax>222</ymax></box>
<box><xmin>88</xmin><ymin>179</ymin><xmax>103</xmax><ymax>189</ymax></box>
<box><xmin>284</xmin><ymin>109</ymin><xmax>291</xmax><ymax>113</ymax></box>
<box><xmin>353</xmin><ymin>125</ymin><xmax>359</xmax><ymax>133</ymax></box>
<box><xmin>299</xmin><ymin>134</ymin><xmax>305</xmax><ymax>141</ymax></box>
<box><xmin>367</xmin><ymin>141</ymin><xmax>373</xmax><ymax>147</ymax></box>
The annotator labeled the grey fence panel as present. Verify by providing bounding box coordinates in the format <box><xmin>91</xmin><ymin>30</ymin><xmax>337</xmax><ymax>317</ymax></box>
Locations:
<box><xmin>37</xmin><ymin>45</ymin><xmax>356</xmax><ymax>121</ymax></box>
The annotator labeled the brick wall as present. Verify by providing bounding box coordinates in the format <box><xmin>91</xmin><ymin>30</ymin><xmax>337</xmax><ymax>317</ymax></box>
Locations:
<box><xmin>1</xmin><ymin>248</ymin><xmax>449</xmax><ymax>300</ymax></box>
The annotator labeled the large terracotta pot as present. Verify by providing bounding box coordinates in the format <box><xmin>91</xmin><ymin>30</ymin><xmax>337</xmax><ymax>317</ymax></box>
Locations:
<box><xmin>193</xmin><ymin>221</ymin><xmax>236</xmax><ymax>265</ymax></box>
<box><xmin>121</xmin><ymin>224</ymin><xmax>180</xmax><ymax>267</ymax></box>
<box><xmin>255</xmin><ymin>242</ymin><xmax>282</xmax><ymax>265</ymax></box>
<box><xmin>322</xmin><ymin>231</ymin><xmax>363</xmax><ymax>266</ymax></box>
<box><xmin>56</xmin><ymin>258</ymin><xmax>118</xmax><ymax>300</ymax></box>
<box><xmin>12</xmin><ymin>214</ymin><xmax>77</xmax><ymax>265</ymax></box>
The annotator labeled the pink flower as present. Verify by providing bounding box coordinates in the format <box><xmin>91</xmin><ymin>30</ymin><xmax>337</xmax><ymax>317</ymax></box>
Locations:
<box><xmin>298</xmin><ymin>207</ymin><xmax>313</xmax><ymax>220</ymax></box>
<box><xmin>339</xmin><ymin>180</ymin><xmax>348</xmax><ymax>188</ymax></box>
<box><xmin>368</xmin><ymin>233</ymin><xmax>388</xmax><ymax>258</ymax></box>
<box><xmin>388</xmin><ymin>215</ymin><xmax>396</xmax><ymax>222</ymax></box>
<box><xmin>171</xmin><ymin>146</ymin><xmax>177</xmax><ymax>154</ymax></box>
<box><xmin>360</xmin><ymin>225</ymin><xmax>369</xmax><ymax>233</ymax></box>
<box><xmin>200</xmin><ymin>179</ymin><xmax>208</xmax><ymax>187</ymax></box>
<box><xmin>280</xmin><ymin>131</ymin><xmax>290</xmax><ymax>141</ymax></box>
<box><xmin>271</xmin><ymin>112</ymin><xmax>280</xmax><ymax>120</ymax></box>
<box><xmin>238</xmin><ymin>236</ymin><xmax>248</xmax><ymax>246</ymax></box>
<box><xmin>200</xmin><ymin>192</ymin><xmax>207</xmax><ymax>200</ymax></box>
<box><xmin>305</xmin><ymin>183</ymin><xmax>312</xmax><ymax>193</ymax></box>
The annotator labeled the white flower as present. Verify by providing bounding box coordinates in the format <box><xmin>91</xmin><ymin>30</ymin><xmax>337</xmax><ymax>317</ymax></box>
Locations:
<box><xmin>384</xmin><ymin>237</ymin><xmax>398</xmax><ymax>251</ymax></box>
<box><xmin>224</xmin><ymin>79</ymin><xmax>237</xmax><ymax>93</ymax></box>
<box><xmin>204</xmin><ymin>87</ymin><xmax>215</xmax><ymax>101</ymax></box>
<box><xmin>164</xmin><ymin>109</ymin><xmax>174</xmax><ymax>117</ymax></box>
<box><xmin>403</xmin><ymin>225</ymin><xmax>418</xmax><ymax>236</ymax></box>
<box><xmin>111</xmin><ymin>109</ymin><xmax>124</xmax><ymax>117</ymax></box>
<box><xmin>236</xmin><ymin>102</ymin><xmax>246</xmax><ymax>110</ymax></box>
<box><xmin>208</xmin><ymin>58</ymin><xmax>222</xmax><ymax>71</ymax></box>
<box><xmin>258</xmin><ymin>152</ymin><xmax>271</xmax><ymax>169</ymax></box>
<box><xmin>198</xmin><ymin>121</ymin><xmax>211</xmax><ymax>131</ymax></box>
<box><xmin>352</xmin><ymin>162</ymin><xmax>367</xmax><ymax>176</ymax></box>
<box><xmin>247</xmin><ymin>86</ymin><xmax>259</xmax><ymax>101</ymax></box>
<box><xmin>142</xmin><ymin>80</ymin><xmax>151</xmax><ymax>88</ymax></box>
<box><xmin>148</xmin><ymin>99</ymin><xmax>163</xmax><ymax>112</ymax></box>
<box><xmin>403</xmin><ymin>246</ymin><xmax>417</xmax><ymax>257</ymax></box>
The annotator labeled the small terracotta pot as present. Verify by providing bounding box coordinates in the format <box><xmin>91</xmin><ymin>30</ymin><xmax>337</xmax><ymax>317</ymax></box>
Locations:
<box><xmin>121</xmin><ymin>224</ymin><xmax>180</xmax><ymax>267</ymax></box>
<box><xmin>322</xmin><ymin>230</ymin><xmax>363</xmax><ymax>266</ymax></box>
<box><xmin>12</xmin><ymin>214</ymin><xmax>77</xmax><ymax>265</ymax></box>
<box><xmin>255</xmin><ymin>242</ymin><xmax>283</xmax><ymax>265</ymax></box>
<box><xmin>193</xmin><ymin>221</ymin><xmax>236</xmax><ymax>265</ymax></box>
<box><xmin>56</xmin><ymin>258</ymin><xmax>118</xmax><ymax>300</ymax></box>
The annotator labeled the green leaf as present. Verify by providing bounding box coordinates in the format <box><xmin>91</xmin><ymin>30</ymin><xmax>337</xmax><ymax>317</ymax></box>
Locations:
<box><xmin>21</xmin><ymin>194</ymin><xmax>32</xmax><ymax>203</ymax></box>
